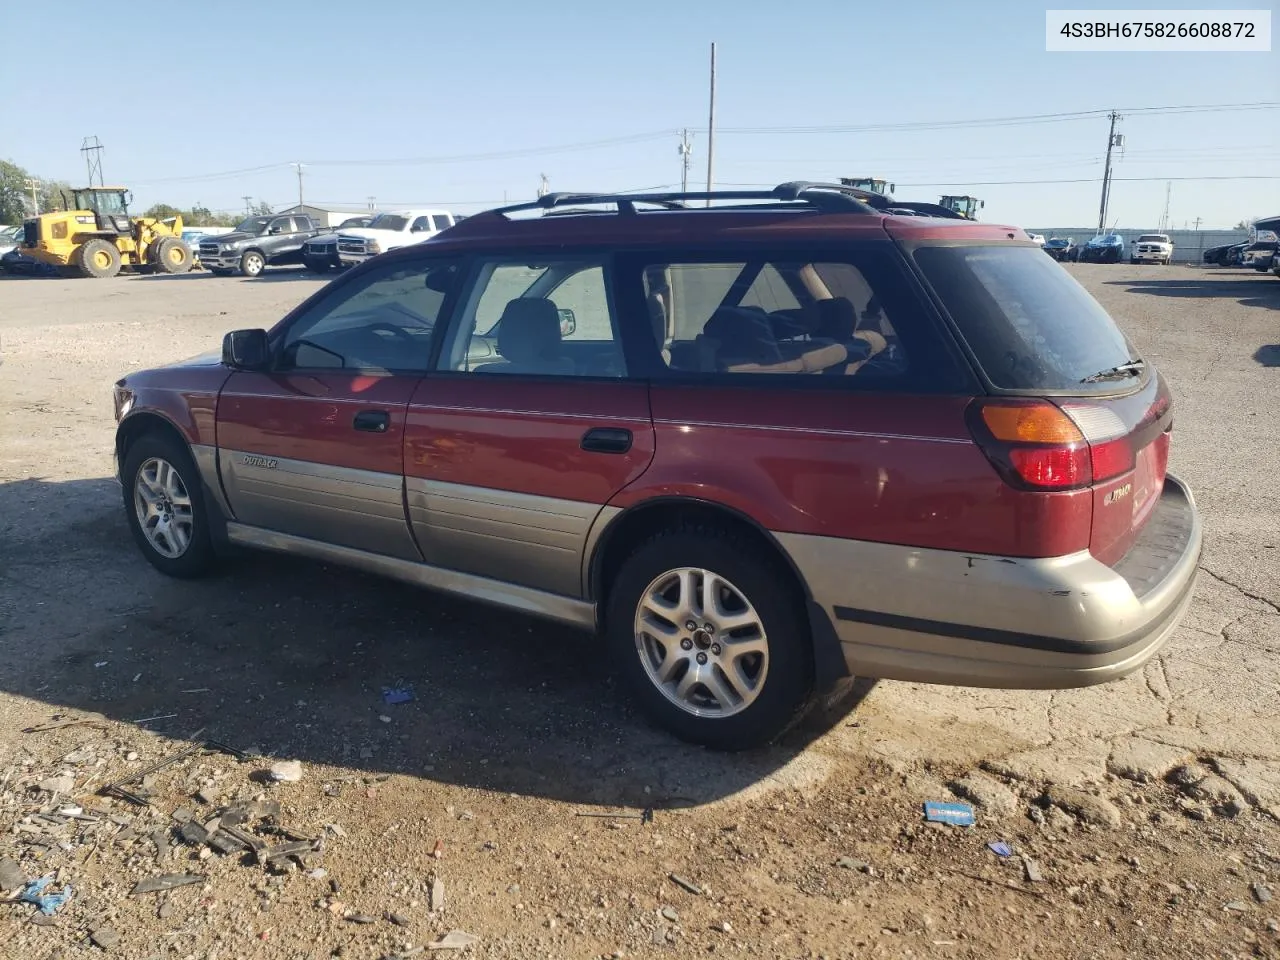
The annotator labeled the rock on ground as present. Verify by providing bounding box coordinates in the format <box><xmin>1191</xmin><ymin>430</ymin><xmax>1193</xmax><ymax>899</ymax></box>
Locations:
<box><xmin>1043</xmin><ymin>785</ymin><xmax>1123</xmax><ymax>829</ymax></box>
<box><xmin>1106</xmin><ymin>738</ymin><xmax>1193</xmax><ymax>783</ymax></box>
<box><xmin>1210</xmin><ymin>757</ymin><xmax>1280</xmax><ymax>820</ymax></box>
<box><xmin>947</xmin><ymin>772</ymin><xmax>1019</xmax><ymax>819</ymax></box>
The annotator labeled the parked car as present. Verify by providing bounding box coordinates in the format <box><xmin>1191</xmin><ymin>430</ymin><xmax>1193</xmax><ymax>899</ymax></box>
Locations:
<box><xmin>0</xmin><ymin>224</ymin><xmax>22</xmax><ymax>258</ymax></box>
<box><xmin>301</xmin><ymin>215</ymin><xmax>379</xmax><ymax>274</ymax></box>
<box><xmin>198</xmin><ymin>214</ymin><xmax>331</xmax><ymax>277</ymax></box>
<box><xmin>1131</xmin><ymin>234</ymin><xmax>1174</xmax><ymax>265</ymax></box>
<box><xmin>1043</xmin><ymin>237</ymin><xmax>1077</xmax><ymax>261</ymax></box>
<box><xmin>332</xmin><ymin>209</ymin><xmax>457</xmax><ymax>269</ymax></box>
<box><xmin>1242</xmin><ymin>240</ymin><xmax>1278</xmax><ymax>272</ymax></box>
<box><xmin>1079</xmin><ymin>234</ymin><xmax>1126</xmax><ymax>263</ymax></box>
<box><xmin>1024</xmin><ymin>232</ymin><xmax>1047</xmax><ymax>246</ymax></box>
<box><xmin>110</xmin><ymin>181</ymin><xmax>1201</xmax><ymax>751</ymax></box>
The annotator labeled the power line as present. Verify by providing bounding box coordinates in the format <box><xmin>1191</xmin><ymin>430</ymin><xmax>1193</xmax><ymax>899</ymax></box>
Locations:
<box><xmin>719</xmin><ymin>175</ymin><xmax>1280</xmax><ymax>188</ymax></box>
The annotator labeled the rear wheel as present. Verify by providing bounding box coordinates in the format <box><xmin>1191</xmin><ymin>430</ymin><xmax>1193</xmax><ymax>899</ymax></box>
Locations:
<box><xmin>605</xmin><ymin>527</ymin><xmax>814</xmax><ymax>750</ymax></box>
<box><xmin>153</xmin><ymin>237</ymin><xmax>192</xmax><ymax>274</ymax></box>
<box><xmin>121</xmin><ymin>432</ymin><xmax>216</xmax><ymax>579</ymax></box>
<box><xmin>77</xmin><ymin>239</ymin><xmax>122</xmax><ymax>279</ymax></box>
<box><xmin>240</xmin><ymin>250</ymin><xmax>265</xmax><ymax>277</ymax></box>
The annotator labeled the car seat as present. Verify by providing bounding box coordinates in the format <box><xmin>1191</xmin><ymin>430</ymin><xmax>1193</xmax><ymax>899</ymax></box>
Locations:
<box><xmin>474</xmin><ymin>298</ymin><xmax>575</xmax><ymax>375</ymax></box>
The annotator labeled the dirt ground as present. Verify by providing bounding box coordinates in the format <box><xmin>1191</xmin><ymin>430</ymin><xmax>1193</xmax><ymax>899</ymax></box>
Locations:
<box><xmin>0</xmin><ymin>264</ymin><xmax>1278</xmax><ymax>960</ymax></box>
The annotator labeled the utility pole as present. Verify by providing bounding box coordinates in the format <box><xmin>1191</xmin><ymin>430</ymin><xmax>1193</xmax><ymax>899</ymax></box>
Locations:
<box><xmin>24</xmin><ymin>178</ymin><xmax>41</xmax><ymax>215</ymax></box>
<box><xmin>706</xmin><ymin>42</ymin><xmax>717</xmax><ymax>206</ymax></box>
<box><xmin>80</xmin><ymin>136</ymin><xmax>105</xmax><ymax>187</ymax></box>
<box><xmin>294</xmin><ymin>162</ymin><xmax>305</xmax><ymax>210</ymax></box>
<box><xmin>678</xmin><ymin>128</ymin><xmax>693</xmax><ymax>192</ymax></box>
<box><xmin>1192</xmin><ymin>216</ymin><xmax>1203</xmax><ymax>230</ymax></box>
<box><xmin>1159</xmin><ymin>181</ymin><xmax>1171</xmax><ymax>232</ymax></box>
<box><xmin>537</xmin><ymin>173</ymin><xmax>549</xmax><ymax>198</ymax></box>
<box><xmin>367</xmin><ymin>195</ymin><xmax>376</xmax><ymax>211</ymax></box>
<box><xmin>1097</xmin><ymin>111</ymin><xmax>1121</xmax><ymax>233</ymax></box>
<box><xmin>242</xmin><ymin>195</ymin><xmax>253</xmax><ymax>215</ymax></box>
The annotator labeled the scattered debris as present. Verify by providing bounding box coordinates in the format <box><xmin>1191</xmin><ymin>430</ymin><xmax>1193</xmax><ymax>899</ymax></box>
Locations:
<box><xmin>15</xmin><ymin>875</ymin><xmax>72</xmax><ymax>915</ymax></box>
<box><xmin>432</xmin><ymin>839</ymin><xmax>444</xmax><ymax>860</ymax></box>
<box><xmin>37</xmin><ymin>775</ymin><xmax>75</xmax><ymax>795</ymax></box>
<box><xmin>0</xmin><ymin>858</ymin><xmax>25</xmax><ymax>892</ymax></box>
<box><xmin>132</xmin><ymin>714</ymin><xmax>177</xmax><ymax>724</ymax></box>
<box><xmin>835</xmin><ymin>856</ymin><xmax>872</xmax><ymax>873</ymax></box>
<box><xmin>1223</xmin><ymin>900</ymin><xmax>1251</xmax><ymax>912</ymax></box>
<box><xmin>325</xmin><ymin>823</ymin><xmax>348</xmax><ymax>839</ymax></box>
<box><xmin>576</xmin><ymin>808</ymin><xmax>654</xmax><ymax>824</ymax></box>
<box><xmin>130</xmin><ymin>874</ymin><xmax>205</xmax><ymax>895</ymax></box>
<box><xmin>1022</xmin><ymin>856</ymin><xmax>1045</xmax><ymax>883</ymax></box>
<box><xmin>23</xmin><ymin>716</ymin><xmax>109</xmax><ymax>735</ymax></box>
<box><xmin>387</xmin><ymin>912</ymin><xmax>410</xmax><ymax>927</ymax></box>
<box><xmin>988</xmin><ymin>841</ymin><xmax>1013</xmax><ymax>858</ymax></box>
<box><xmin>63</xmin><ymin>747</ymin><xmax>97</xmax><ymax>765</ymax></box>
<box><xmin>1252</xmin><ymin>882</ymin><xmax>1272</xmax><ymax>904</ymax></box>
<box><xmin>382</xmin><ymin>687</ymin><xmax>416</xmax><ymax>705</ymax></box>
<box><xmin>268</xmin><ymin>760</ymin><xmax>304</xmax><ymax>783</ymax></box>
<box><xmin>716</xmin><ymin>919</ymin><xmax>733</xmax><ymax>934</ymax></box>
<box><xmin>430</xmin><ymin>877</ymin><xmax>446</xmax><ymax>912</ymax></box>
<box><xmin>348</xmin><ymin>913</ymin><xmax>379</xmax><ymax>924</ymax></box>
<box><xmin>427</xmin><ymin>930</ymin><xmax>479</xmax><ymax>951</ymax></box>
<box><xmin>924</xmin><ymin>801</ymin><xmax>976</xmax><ymax>827</ymax></box>
<box><xmin>89</xmin><ymin>925</ymin><xmax>120</xmax><ymax>950</ymax></box>
<box><xmin>660</xmin><ymin>906</ymin><xmax>679</xmax><ymax>922</ymax></box>
<box><xmin>669</xmin><ymin>874</ymin><xmax>703</xmax><ymax>895</ymax></box>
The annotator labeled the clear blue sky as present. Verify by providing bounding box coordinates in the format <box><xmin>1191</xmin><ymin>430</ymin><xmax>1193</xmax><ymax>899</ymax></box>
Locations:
<box><xmin>3</xmin><ymin>0</ymin><xmax>1276</xmax><ymax>228</ymax></box>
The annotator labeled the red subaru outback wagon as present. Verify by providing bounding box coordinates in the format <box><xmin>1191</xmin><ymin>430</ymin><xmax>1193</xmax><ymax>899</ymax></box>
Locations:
<box><xmin>113</xmin><ymin>182</ymin><xmax>1202</xmax><ymax>751</ymax></box>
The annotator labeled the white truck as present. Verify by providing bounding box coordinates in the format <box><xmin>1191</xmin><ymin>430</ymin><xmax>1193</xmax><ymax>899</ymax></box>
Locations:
<box><xmin>323</xmin><ymin>209</ymin><xmax>457</xmax><ymax>269</ymax></box>
<box><xmin>1131</xmin><ymin>233</ymin><xmax>1174</xmax><ymax>265</ymax></box>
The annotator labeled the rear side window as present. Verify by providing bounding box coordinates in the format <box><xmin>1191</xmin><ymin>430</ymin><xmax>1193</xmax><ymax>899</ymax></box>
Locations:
<box><xmin>914</xmin><ymin>245</ymin><xmax>1135</xmax><ymax>391</ymax></box>
<box><xmin>636</xmin><ymin>250</ymin><xmax>966</xmax><ymax>389</ymax></box>
<box><xmin>432</xmin><ymin>214</ymin><xmax>452</xmax><ymax>231</ymax></box>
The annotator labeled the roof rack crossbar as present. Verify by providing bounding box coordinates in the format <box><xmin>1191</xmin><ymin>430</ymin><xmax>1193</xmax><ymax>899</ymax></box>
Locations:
<box><xmin>482</xmin><ymin>181</ymin><xmax>881</xmax><ymax>219</ymax></box>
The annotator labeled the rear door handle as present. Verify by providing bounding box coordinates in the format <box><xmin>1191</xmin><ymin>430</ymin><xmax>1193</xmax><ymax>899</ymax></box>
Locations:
<box><xmin>353</xmin><ymin>410</ymin><xmax>390</xmax><ymax>433</ymax></box>
<box><xmin>581</xmin><ymin>427</ymin><xmax>632</xmax><ymax>454</ymax></box>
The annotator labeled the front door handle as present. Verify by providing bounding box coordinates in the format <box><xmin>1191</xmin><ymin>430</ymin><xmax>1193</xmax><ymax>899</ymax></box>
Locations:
<box><xmin>353</xmin><ymin>410</ymin><xmax>390</xmax><ymax>433</ymax></box>
<box><xmin>581</xmin><ymin>427</ymin><xmax>632</xmax><ymax>454</ymax></box>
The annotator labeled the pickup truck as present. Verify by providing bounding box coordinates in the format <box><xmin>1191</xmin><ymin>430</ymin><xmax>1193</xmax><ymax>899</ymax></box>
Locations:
<box><xmin>198</xmin><ymin>214</ymin><xmax>329</xmax><ymax>277</ymax></box>
<box><xmin>1131</xmin><ymin>233</ymin><xmax>1173</xmax><ymax>265</ymax></box>
<box><xmin>327</xmin><ymin>209</ymin><xmax>457</xmax><ymax>269</ymax></box>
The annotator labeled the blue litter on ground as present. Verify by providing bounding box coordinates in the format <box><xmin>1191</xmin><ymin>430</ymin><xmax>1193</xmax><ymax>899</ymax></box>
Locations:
<box><xmin>988</xmin><ymin>841</ymin><xmax>1013</xmax><ymax>857</ymax></box>
<box><xmin>381</xmin><ymin>687</ymin><xmax>415</xmax><ymax>705</ymax></box>
<box><xmin>923</xmin><ymin>801</ymin><xmax>975</xmax><ymax>827</ymax></box>
<box><xmin>18</xmin><ymin>875</ymin><xmax>72</xmax><ymax>915</ymax></box>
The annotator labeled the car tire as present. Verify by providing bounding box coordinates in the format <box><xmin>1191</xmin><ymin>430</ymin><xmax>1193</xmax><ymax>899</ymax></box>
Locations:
<box><xmin>121</xmin><ymin>431</ymin><xmax>216</xmax><ymax>579</ymax></box>
<box><xmin>1130</xmin><ymin>257</ymin><xmax>1137</xmax><ymax>264</ymax></box>
<box><xmin>240</xmin><ymin>250</ymin><xmax>265</xmax><ymax>278</ymax></box>
<box><xmin>77</xmin><ymin>238</ymin><xmax>122</xmax><ymax>279</ymax></box>
<box><xmin>605</xmin><ymin>526</ymin><xmax>814</xmax><ymax>751</ymax></box>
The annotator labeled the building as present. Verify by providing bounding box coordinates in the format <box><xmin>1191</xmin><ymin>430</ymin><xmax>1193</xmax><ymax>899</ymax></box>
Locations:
<box><xmin>274</xmin><ymin>204</ymin><xmax>375</xmax><ymax>228</ymax></box>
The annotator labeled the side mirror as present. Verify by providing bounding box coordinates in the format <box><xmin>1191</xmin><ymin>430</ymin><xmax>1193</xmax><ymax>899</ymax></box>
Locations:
<box><xmin>269</xmin><ymin>226</ymin><xmax>284</xmax><ymax>235</ymax></box>
<box><xmin>558</xmin><ymin>308</ymin><xmax>577</xmax><ymax>337</ymax></box>
<box><xmin>222</xmin><ymin>329</ymin><xmax>270</xmax><ymax>370</ymax></box>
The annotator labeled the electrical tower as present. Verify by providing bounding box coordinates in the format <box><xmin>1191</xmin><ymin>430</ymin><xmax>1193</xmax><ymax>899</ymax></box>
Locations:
<box><xmin>1096</xmin><ymin>112</ymin><xmax>1123</xmax><ymax>233</ymax></box>
<box><xmin>24</xmin><ymin>178</ymin><xmax>41</xmax><ymax>215</ymax></box>
<box><xmin>80</xmin><ymin>136</ymin><xmax>105</xmax><ymax>187</ymax></box>
<box><xmin>678</xmin><ymin>129</ymin><xmax>693</xmax><ymax>192</ymax></box>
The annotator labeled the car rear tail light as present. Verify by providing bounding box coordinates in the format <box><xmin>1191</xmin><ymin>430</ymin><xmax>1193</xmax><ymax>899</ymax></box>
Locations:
<box><xmin>969</xmin><ymin>392</ymin><xmax>1171</xmax><ymax>493</ymax></box>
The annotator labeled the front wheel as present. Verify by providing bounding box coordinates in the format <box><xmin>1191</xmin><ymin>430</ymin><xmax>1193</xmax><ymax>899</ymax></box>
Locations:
<box><xmin>121</xmin><ymin>432</ymin><xmax>216</xmax><ymax>579</ymax></box>
<box><xmin>153</xmin><ymin>237</ymin><xmax>192</xmax><ymax>274</ymax></box>
<box><xmin>240</xmin><ymin>250</ymin><xmax>265</xmax><ymax>278</ymax></box>
<box><xmin>605</xmin><ymin>528</ymin><xmax>814</xmax><ymax>750</ymax></box>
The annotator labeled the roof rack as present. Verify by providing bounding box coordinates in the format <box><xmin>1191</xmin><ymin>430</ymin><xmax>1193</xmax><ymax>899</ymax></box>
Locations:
<box><xmin>481</xmin><ymin>181</ymin><xmax>884</xmax><ymax>219</ymax></box>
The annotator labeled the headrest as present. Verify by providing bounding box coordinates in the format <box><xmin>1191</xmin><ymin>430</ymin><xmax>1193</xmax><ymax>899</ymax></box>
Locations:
<box><xmin>497</xmin><ymin>298</ymin><xmax>562</xmax><ymax>364</ymax></box>
<box><xmin>812</xmin><ymin>297</ymin><xmax>857</xmax><ymax>340</ymax></box>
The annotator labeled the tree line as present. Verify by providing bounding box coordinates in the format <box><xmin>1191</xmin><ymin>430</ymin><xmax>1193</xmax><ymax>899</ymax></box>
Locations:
<box><xmin>1</xmin><ymin>158</ymin><xmax>268</xmax><ymax>226</ymax></box>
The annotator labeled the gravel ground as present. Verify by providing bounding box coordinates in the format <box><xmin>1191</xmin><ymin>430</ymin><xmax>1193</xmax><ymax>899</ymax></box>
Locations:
<box><xmin>0</xmin><ymin>263</ymin><xmax>1278</xmax><ymax>959</ymax></box>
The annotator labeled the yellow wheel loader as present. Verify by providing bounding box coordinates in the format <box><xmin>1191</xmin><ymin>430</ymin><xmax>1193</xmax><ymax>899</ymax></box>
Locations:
<box><xmin>20</xmin><ymin>187</ymin><xmax>192</xmax><ymax>278</ymax></box>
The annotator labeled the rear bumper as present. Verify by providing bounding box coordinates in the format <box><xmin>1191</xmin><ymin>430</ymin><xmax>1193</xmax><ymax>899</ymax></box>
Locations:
<box><xmin>779</xmin><ymin>473</ymin><xmax>1201</xmax><ymax>689</ymax></box>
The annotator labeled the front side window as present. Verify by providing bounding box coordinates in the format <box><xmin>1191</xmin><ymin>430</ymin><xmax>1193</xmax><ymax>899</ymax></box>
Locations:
<box><xmin>410</xmin><ymin>216</ymin><xmax>433</xmax><ymax>233</ymax></box>
<box><xmin>642</xmin><ymin>257</ymin><xmax>911</xmax><ymax>381</ymax></box>
<box><xmin>431</xmin><ymin>214</ymin><xmax>452</xmax><ymax>231</ymax></box>
<box><xmin>277</xmin><ymin>259</ymin><xmax>460</xmax><ymax>373</ymax></box>
<box><xmin>269</xmin><ymin>217</ymin><xmax>293</xmax><ymax>235</ymax></box>
<box><xmin>436</xmin><ymin>257</ymin><xmax>625</xmax><ymax>378</ymax></box>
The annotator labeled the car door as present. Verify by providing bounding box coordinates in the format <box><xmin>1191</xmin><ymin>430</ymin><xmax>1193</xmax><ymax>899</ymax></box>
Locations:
<box><xmin>216</xmin><ymin>256</ymin><xmax>463</xmax><ymax>560</ymax></box>
<box><xmin>402</xmin><ymin>254</ymin><xmax>655</xmax><ymax>598</ymax></box>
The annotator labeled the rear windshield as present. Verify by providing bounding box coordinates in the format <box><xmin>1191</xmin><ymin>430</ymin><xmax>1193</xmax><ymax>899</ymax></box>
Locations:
<box><xmin>914</xmin><ymin>244</ymin><xmax>1136</xmax><ymax>391</ymax></box>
